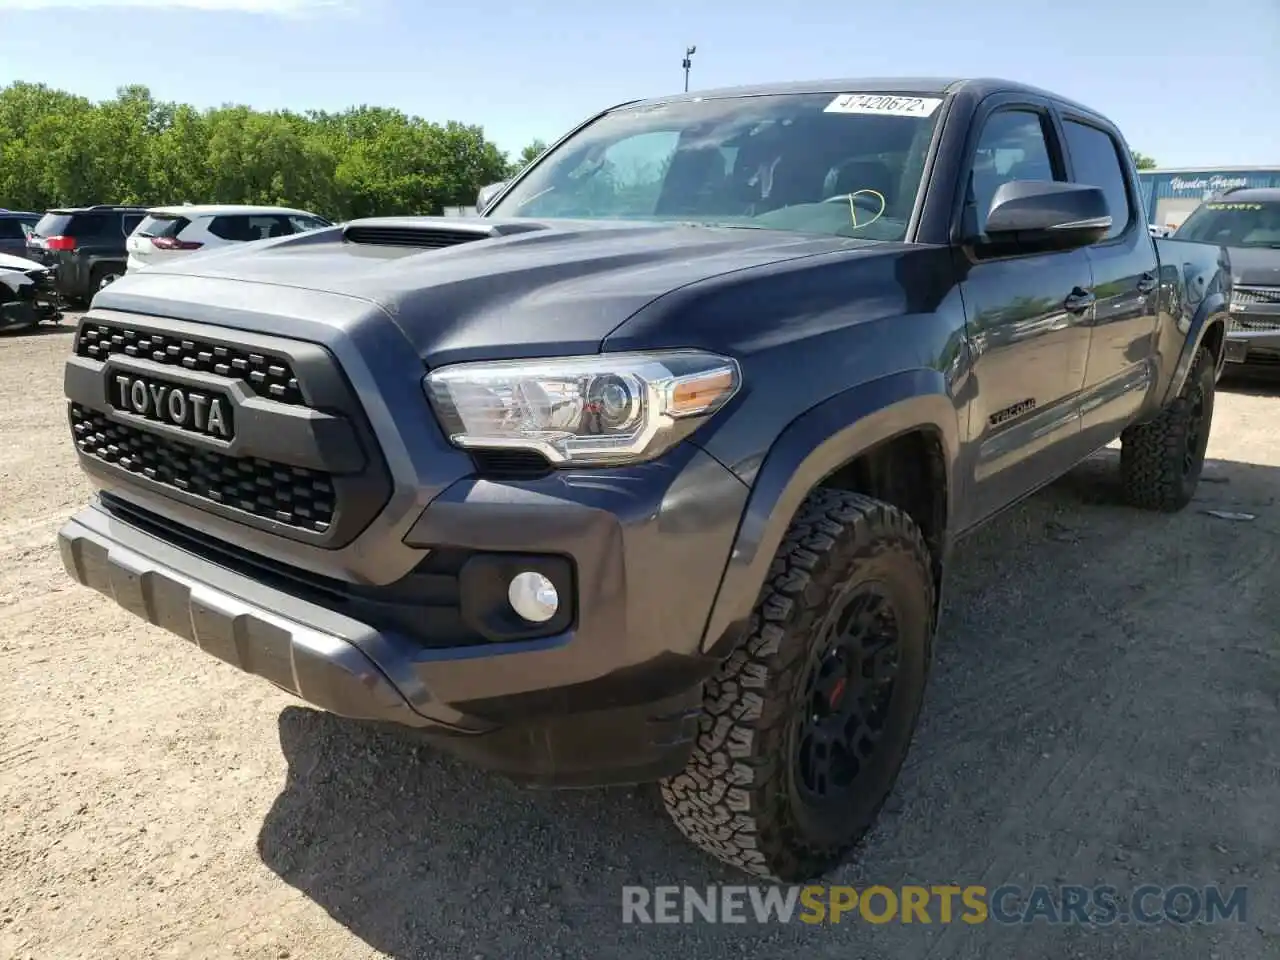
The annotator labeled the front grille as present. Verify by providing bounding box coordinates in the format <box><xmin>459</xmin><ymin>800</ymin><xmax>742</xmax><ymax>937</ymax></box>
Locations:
<box><xmin>1230</xmin><ymin>315</ymin><xmax>1280</xmax><ymax>332</ymax></box>
<box><xmin>71</xmin><ymin>404</ymin><xmax>334</xmax><ymax>533</ymax></box>
<box><xmin>75</xmin><ymin>322</ymin><xmax>305</xmax><ymax>405</ymax></box>
<box><xmin>1232</xmin><ymin>286</ymin><xmax>1280</xmax><ymax>308</ymax></box>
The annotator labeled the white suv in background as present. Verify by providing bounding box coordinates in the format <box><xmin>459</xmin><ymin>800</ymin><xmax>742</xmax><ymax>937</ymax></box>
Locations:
<box><xmin>125</xmin><ymin>204</ymin><xmax>332</xmax><ymax>272</ymax></box>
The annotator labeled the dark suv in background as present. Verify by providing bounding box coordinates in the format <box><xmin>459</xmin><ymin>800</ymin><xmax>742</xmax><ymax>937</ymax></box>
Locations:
<box><xmin>1173</xmin><ymin>187</ymin><xmax>1280</xmax><ymax>373</ymax></box>
<box><xmin>0</xmin><ymin>209</ymin><xmax>41</xmax><ymax>259</ymax></box>
<box><xmin>26</xmin><ymin>205</ymin><xmax>147</xmax><ymax>303</ymax></box>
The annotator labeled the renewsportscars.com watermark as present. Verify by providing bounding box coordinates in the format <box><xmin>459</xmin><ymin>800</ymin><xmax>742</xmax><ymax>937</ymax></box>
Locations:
<box><xmin>622</xmin><ymin>884</ymin><xmax>1249</xmax><ymax>926</ymax></box>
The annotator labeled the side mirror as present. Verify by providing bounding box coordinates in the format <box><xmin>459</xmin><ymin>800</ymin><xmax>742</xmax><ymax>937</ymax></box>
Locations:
<box><xmin>475</xmin><ymin>181</ymin><xmax>509</xmax><ymax>215</ymax></box>
<box><xmin>982</xmin><ymin>180</ymin><xmax>1111</xmax><ymax>250</ymax></box>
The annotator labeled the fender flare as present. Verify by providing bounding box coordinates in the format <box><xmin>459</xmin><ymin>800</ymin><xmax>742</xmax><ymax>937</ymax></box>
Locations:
<box><xmin>698</xmin><ymin>367</ymin><xmax>961</xmax><ymax>655</ymax></box>
<box><xmin>1162</xmin><ymin>291</ymin><xmax>1229</xmax><ymax>406</ymax></box>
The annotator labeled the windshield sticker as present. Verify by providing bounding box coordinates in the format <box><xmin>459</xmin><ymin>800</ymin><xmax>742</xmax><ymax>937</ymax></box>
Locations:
<box><xmin>1204</xmin><ymin>202</ymin><xmax>1263</xmax><ymax>211</ymax></box>
<box><xmin>824</xmin><ymin>94</ymin><xmax>942</xmax><ymax>117</ymax></box>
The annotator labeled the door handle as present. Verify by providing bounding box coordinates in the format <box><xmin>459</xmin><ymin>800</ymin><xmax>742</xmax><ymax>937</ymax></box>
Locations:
<box><xmin>1137</xmin><ymin>272</ymin><xmax>1157</xmax><ymax>295</ymax></box>
<box><xmin>1064</xmin><ymin>288</ymin><xmax>1096</xmax><ymax>314</ymax></box>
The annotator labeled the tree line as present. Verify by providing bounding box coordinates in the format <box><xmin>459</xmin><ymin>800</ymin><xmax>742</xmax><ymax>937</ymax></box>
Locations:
<box><xmin>0</xmin><ymin>81</ymin><xmax>1157</xmax><ymax>221</ymax></box>
<box><xmin>0</xmin><ymin>82</ymin><xmax>550</xmax><ymax>220</ymax></box>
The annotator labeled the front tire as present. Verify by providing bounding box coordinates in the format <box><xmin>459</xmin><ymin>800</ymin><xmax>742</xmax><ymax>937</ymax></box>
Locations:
<box><xmin>1120</xmin><ymin>347</ymin><xmax>1216</xmax><ymax>512</ymax></box>
<box><xmin>660</xmin><ymin>489</ymin><xmax>936</xmax><ymax>881</ymax></box>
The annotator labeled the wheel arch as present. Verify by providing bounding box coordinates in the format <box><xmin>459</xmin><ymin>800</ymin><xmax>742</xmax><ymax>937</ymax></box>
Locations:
<box><xmin>699</xmin><ymin>368</ymin><xmax>961</xmax><ymax>656</ymax></box>
<box><xmin>1160</xmin><ymin>282</ymin><xmax>1230</xmax><ymax>406</ymax></box>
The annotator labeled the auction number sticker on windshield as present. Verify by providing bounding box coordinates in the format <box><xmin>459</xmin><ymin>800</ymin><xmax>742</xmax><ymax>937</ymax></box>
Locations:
<box><xmin>825</xmin><ymin>94</ymin><xmax>943</xmax><ymax>117</ymax></box>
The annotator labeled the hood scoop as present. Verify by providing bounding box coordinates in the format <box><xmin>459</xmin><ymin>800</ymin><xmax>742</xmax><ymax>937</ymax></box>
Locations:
<box><xmin>342</xmin><ymin>216</ymin><xmax>549</xmax><ymax>249</ymax></box>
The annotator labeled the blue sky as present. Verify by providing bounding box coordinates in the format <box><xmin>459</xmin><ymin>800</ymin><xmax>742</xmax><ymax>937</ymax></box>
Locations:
<box><xmin>0</xmin><ymin>0</ymin><xmax>1276</xmax><ymax>168</ymax></box>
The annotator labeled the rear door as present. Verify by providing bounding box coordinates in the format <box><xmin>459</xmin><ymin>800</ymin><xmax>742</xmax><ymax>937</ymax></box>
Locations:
<box><xmin>1058</xmin><ymin>112</ymin><xmax>1161</xmax><ymax>443</ymax></box>
<box><xmin>954</xmin><ymin>96</ymin><xmax>1095</xmax><ymax>525</ymax></box>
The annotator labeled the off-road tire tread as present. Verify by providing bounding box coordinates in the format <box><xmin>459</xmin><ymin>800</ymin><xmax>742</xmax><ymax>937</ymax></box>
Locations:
<box><xmin>659</xmin><ymin>488</ymin><xmax>934</xmax><ymax>881</ymax></box>
<box><xmin>1119</xmin><ymin>347</ymin><xmax>1214</xmax><ymax>512</ymax></box>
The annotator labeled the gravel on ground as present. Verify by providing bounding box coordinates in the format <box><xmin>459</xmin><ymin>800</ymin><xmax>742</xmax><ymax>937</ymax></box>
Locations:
<box><xmin>2</xmin><ymin>318</ymin><xmax>1277</xmax><ymax>960</ymax></box>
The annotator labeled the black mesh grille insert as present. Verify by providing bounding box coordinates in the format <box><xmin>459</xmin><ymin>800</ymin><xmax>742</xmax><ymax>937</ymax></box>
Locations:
<box><xmin>1233</xmin><ymin>286</ymin><xmax>1280</xmax><ymax>307</ymax></box>
<box><xmin>75</xmin><ymin>322</ymin><xmax>304</xmax><ymax>405</ymax></box>
<box><xmin>71</xmin><ymin>404</ymin><xmax>334</xmax><ymax>533</ymax></box>
<box><xmin>343</xmin><ymin>225</ymin><xmax>487</xmax><ymax>248</ymax></box>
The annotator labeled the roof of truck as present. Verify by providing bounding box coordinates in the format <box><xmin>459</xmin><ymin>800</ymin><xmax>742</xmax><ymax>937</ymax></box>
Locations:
<box><xmin>626</xmin><ymin>77</ymin><xmax>1104</xmax><ymax>117</ymax></box>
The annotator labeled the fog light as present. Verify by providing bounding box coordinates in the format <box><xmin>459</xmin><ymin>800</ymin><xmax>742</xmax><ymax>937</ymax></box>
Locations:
<box><xmin>508</xmin><ymin>571</ymin><xmax>559</xmax><ymax>623</ymax></box>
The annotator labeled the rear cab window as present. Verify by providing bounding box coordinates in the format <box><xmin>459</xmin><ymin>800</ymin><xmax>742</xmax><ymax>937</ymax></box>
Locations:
<box><xmin>1061</xmin><ymin>119</ymin><xmax>1133</xmax><ymax>239</ymax></box>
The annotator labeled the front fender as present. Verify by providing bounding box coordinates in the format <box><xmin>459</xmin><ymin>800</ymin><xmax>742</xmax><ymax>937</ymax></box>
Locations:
<box><xmin>698</xmin><ymin>368</ymin><xmax>961</xmax><ymax>655</ymax></box>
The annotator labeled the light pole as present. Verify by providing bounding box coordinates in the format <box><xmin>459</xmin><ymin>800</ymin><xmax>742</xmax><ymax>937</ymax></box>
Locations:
<box><xmin>682</xmin><ymin>45</ymin><xmax>696</xmax><ymax>92</ymax></box>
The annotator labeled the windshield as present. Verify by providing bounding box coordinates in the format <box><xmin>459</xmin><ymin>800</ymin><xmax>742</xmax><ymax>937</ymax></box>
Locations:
<box><xmin>486</xmin><ymin>92</ymin><xmax>946</xmax><ymax>242</ymax></box>
<box><xmin>1173</xmin><ymin>199</ymin><xmax>1280</xmax><ymax>248</ymax></box>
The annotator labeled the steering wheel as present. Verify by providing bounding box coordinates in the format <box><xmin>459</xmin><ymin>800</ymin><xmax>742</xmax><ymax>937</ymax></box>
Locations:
<box><xmin>822</xmin><ymin>190</ymin><xmax>885</xmax><ymax>212</ymax></box>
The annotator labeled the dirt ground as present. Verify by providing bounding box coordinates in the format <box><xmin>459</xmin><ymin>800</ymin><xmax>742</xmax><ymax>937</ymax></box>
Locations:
<box><xmin>1</xmin><ymin>317</ymin><xmax>1277</xmax><ymax>960</ymax></box>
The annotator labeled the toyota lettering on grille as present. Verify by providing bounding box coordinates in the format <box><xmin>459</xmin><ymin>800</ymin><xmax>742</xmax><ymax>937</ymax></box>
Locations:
<box><xmin>110</xmin><ymin>374</ymin><xmax>234</xmax><ymax>440</ymax></box>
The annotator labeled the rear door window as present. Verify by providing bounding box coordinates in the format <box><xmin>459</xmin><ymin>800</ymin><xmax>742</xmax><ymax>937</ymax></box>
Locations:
<box><xmin>67</xmin><ymin>214</ymin><xmax>112</xmax><ymax>239</ymax></box>
<box><xmin>1062</xmin><ymin>120</ymin><xmax>1133</xmax><ymax>239</ymax></box>
<box><xmin>208</xmin><ymin>215</ymin><xmax>296</xmax><ymax>241</ymax></box>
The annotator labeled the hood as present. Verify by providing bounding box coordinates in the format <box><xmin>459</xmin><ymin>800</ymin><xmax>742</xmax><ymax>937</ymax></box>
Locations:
<box><xmin>108</xmin><ymin>216</ymin><xmax>900</xmax><ymax>365</ymax></box>
<box><xmin>0</xmin><ymin>251</ymin><xmax>44</xmax><ymax>273</ymax></box>
<box><xmin>1226</xmin><ymin>245</ymin><xmax>1280</xmax><ymax>287</ymax></box>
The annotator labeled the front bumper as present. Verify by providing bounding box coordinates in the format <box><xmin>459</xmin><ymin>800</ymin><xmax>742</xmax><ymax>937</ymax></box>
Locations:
<box><xmin>58</xmin><ymin>440</ymin><xmax>749</xmax><ymax>787</ymax></box>
<box><xmin>1225</xmin><ymin>312</ymin><xmax>1280</xmax><ymax>368</ymax></box>
<box><xmin>0</xmin><ymin>269</ymin><xmax>61</xmax><ymax>328</ymax></box>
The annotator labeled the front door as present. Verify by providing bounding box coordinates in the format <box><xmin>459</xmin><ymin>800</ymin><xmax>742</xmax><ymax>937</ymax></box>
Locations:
<box><xmin>955</xmin><ymin>103</ymin><xmax>1094</xmax><ymax>527</ymax></box>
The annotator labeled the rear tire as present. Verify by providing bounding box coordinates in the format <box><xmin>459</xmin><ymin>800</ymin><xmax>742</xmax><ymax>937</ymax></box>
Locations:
<box><xmin>660</xmin><ymin>488</ymin><xmax>936</xmax><ymax>881</ymax></box>
<box><xmin>1120</xmin><ymin>347</ymin><xmax>1216</xmax><ymax>512</ymax></box>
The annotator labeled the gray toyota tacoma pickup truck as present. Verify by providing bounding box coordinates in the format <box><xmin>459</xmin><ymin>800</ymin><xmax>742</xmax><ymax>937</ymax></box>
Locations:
<box><xmin>57</xmin><ymin>77</ymin><xmax>1231</xmax><ymax>881</ymax></box>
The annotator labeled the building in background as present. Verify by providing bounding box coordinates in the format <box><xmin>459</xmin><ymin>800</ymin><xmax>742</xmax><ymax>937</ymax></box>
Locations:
<box><xmin>1139</xmin><ymin>166</ymin><xmax>1280</xmax><ymax>233</ymax></box>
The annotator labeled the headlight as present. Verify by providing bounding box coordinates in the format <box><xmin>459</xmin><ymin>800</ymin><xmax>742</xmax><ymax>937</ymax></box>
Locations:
<box><xmin>424</xmin><ymin>350</ymin><xmax>741</xmax><ymax>465</ymax></box>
